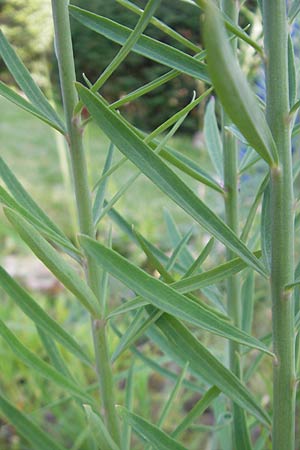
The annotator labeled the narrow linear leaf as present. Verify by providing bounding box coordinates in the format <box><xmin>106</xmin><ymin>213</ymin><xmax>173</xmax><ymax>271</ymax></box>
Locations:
<box><xmin>0</xmin><ymin>266</ymin><xmax>90</xmax><ymax>365</ymax></box>
<box><xmin>155</xmin><ymin>315</ymin><xmax>271</xmax><ymax>426</ymax></box>
<box><xmin>158</xmin><ymin>362</ymin><xmax>189</xmax><ymax>427</ymax></box>
<box><xmin>0</xmin><ymin>185</ymin><xmax>81</xmax><ymax>258</ymax></box>
<box><xmin>0</xmin><ymin>393</ymin><xmax>66</xmax><ymax>450</ymax></box>
<box><xmin>117</xmin><ymin>406</ymin><xmax>186</xmax><ymax>450</ymax></box>
<box><xmin>112</xmin><ymin>323</ymin><xmax>203</xmax><ymax>393</ymax></box>
<box><xmin>203</xmin><ymin>1</ymin><xmax>277</xmax><ymax>166</ymax></box>
<box><xmin>172</xmin><ymin>386</ymin><xmax>220</xmax><ymax>438</ymax></box>
<box><xmin>164</xmin><ymin>209</ymin><xmax>193</xmax><ymax>268</ymax></box>
<box><xmin>241</xmin><ymin>270</ymin><xmax>255</xmax><ymax>334</ymax></box>
<box><xmin>204</xmin><ymin>96</ymin><xmax>223</xmax><ymax>179</ymax></box>
<box><xmin>69</xmin><ymin>5</ymin><xmax>210</xmax><ymax>83</ymax></box>
<box><xmin>90</xmin><ymin>0</ymin><xmax>161</xmax><ymax>94</ymax></box>
<box><xmin>160</xmin><ymin>145</ymin><xmax>223</xmax><ymax>193</ymax></box>
<box><xmin>288</xmin><ymin>34</ymin><xmax>297</xmax><ymax>108</ymax></box>
<box><xmin>107</xmin><ymin>205</ymin><xmax>186</xmax><ymax>274</ymax></box>
<box><xmin>37</xmin><ymin>327</ymin><xmax>73</xmax><ymax>378</ymax></box>
<box><xmin>80</xmin><ymin>235</ymin><xmax>272</xmax><ymax>355</ymax></box>
<box><xmin>116</xmin><ymin>0</ymin><xmax>200</xmax><ymax>53</ymax></box>
<box><xmin>0</xmin><ymin>82</ymin><xmax>64</xmax><ymax>132</ymax></box>
<box><xmin>77</xmin><ymin>84</ymin><xmax>266</xmax><ymax>276</ymax></box>
<box><xmin>261</xmin><ymin>181</ymin><xmax>271</xmax><ymax>273</ymax></box>
<box><xmin>0</xmin><ymin>31</ymin><xmax>65</xmax><ymax>132</ymax></box>
<box><xmin>183</xmin><ymin>237</ymin><xmax>215</xmax><ymax>278</ymax></box>
<box><xmin>83</xmin><ymin>405</ymin><xmax>120</xmax><ymax>450</ymax></box>
<box><xmin>93</xmin><ymin>143</ymin><xmax>114</xmax><ymax>225</ymax></box>
<box><xmin>0</xmin><ymin>319</ymin><xmax>92</xmax><ymax>404</ymax></box>
<box><xmin>172</xmin><ymin>251</ymin><xmax>262</xmax><ymax>294</ymax></box>
<box><xmin>0</xmin><ymin>157</ymin><xmax>69</xmax><ymax>243</ymax></box>
<box><xmin>288</xmin><ymin>0</ymin><xmax>300</xmax><ymax>22</ymax></box>
<box><xmin>4</xmin><ymin>208</ymin><xmax>100</xmax><ymax>316</ymax></box>
<box><xmin>122</xmin><ymin>360</ymin><xmax>135</xmax><ymax>450</ymax></box>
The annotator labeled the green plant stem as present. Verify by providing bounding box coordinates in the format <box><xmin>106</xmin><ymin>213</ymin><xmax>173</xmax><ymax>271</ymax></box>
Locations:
<box><xmin>263</xmin><ymin>2</ymin><xmax>296</xmax><ymax>449</ymax></box>
<box><xmin>221</xmin><ymin>1</ymin><xmax>245</xmax><ymax>448</ymax></box>
<box><xmin>51</xmin><ymin>0</ymin><xmax>120</xmax><ymax>445</ymax></box>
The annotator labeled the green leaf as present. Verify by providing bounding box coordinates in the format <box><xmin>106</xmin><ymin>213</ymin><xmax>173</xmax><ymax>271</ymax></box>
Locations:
<box><xmin>80</xmin><ymin>235</ymin><xmax>273</xmax><ymax>355</ymax></box>
<box><xmin>157</xmin><ymin>362</ymin><xmax>189</xmax><ymax>427</ymax></box>
<box><xmin>0</xmin><ymin>184</ymin><xmax>81</xmax><ymax>258</ymax></box>
<box><xmin>0</xmin><ymin>266</ymin><xmax>90</xmax><ymax>365</ymax></box>
<box><xmin>171</xmin><ymin>251</ymin><xmax>262</xmax><ymax>294</ymax></box>
<box><xmin>37</xmin><ymin>327</ymin><xmax>73</xmax><ymax>378</ymax></box>
<box><xmin>89</xmin><ymin>0</ymin><xmax>161</xmax><ymax>94</ymax></box>
<box><xmin>172</xmin><ymin>386</ymin><xmax>220</xmax><ymax>438</ymax></box>
<box><xmin>4</xmin><ymin>208</ymin><xmax>100</xmax><ymax>317</ymax></box>
<box><xmin>77</xmin><ymin>84</ymin><xmax>267</xmax><ymax>276</ymax></box>
<box><xmin>117</xmin><ymin>406</ymin><xmax>186</xmax><ymax>450</ymax></box>
<box><xmin>106</xmin><ymin>205</ymin><xmax>186</xmax><ymax>274</ymax></box>
<box><xmin>240</xmin><ymin>174</ymin><xmax>269</xmax><ymax>243</ymax></box>
<box><xmin>0</xmin><ymin>82</ymin><xmax>64</xmax><ymax>132</ymax></box>
<box><xmin>93</xmin><ymin>143</ymin><xmax>114</xmax><ymax>225</ymax></box>
<box><xmin>160</xmin><ymin>145</ymin><xmax>223</xmax><ymax>193</ymax></box>
<box><xmin>164</xmin><ymin>209</ymin><xmax>193</xmax><ymax>268</ymax></box>
<box><xmin>0</xmin><ymin>156</ymin><xmax>74</xmax><ymax>249</ymax></box>
<box><xmin>204</xmin><ymin>96</ymin><xmax>223</xmax><ymax>179</ymax></box>
<box><xmin>0</xmin><ymin>393</ymin><xmax>66</xmax><ymax>450</ymax></box>
<box><xmin>155</xmin><ymin>315</ymin><xmax>271</xmax><ymax>426</ymax></box>
<box><xmin>69</xmin><ymin>5</ymin><xmax>210</xmax><ymax>83</ymax></box>
<box><xmin>288</xmin><ymin>34</ymin><xmax>297</xmax><ymax>109</ymax></box>
<box><xmin>0</xmin><ymin>319</ymin><xmax>92</xmax><ymax>404</ymax></box>
<box><xmin>116</xmin><ymin>0</ymin><xmax>200</xmax><ymax>53</ymax></box>
<box><xmin>241</xmin><ymin>270</ymin><xmax>255</xmax><ymax>334</ymax></box>
<box><xmin>0</xmin><ymin>31</ymin><xmax>65</xmax><ymax>133</ymax></box>
<box><xmin>288</xmin><ymin>0</ymin><xmax>300</xmax><ymax>22</ymax></box>
<box><xmin>183</xmin><ymin>237</ymin><xmax>215</xmax><ymax>277</ymax></box>
<box><xmin>83</xmin><ymin>405</ymin><xmax>120</xmax><ymax>450</ymax></box>
<box><xmin>122</xmin><ymin>360</ymin><xmax>135</xmax><ymax>450</ymax></box>
<box><xmin>203</xmin><ymin>1</ymin><xmax>277</xmax><ymax>166</ymax></box>
<box><xmin>261</xmin><ymin>182</ymin><xmax>271</xmax><ymax>273</ymax></box>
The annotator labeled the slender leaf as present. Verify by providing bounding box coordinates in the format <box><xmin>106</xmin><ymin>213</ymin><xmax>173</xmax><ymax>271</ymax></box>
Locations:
<box><xmin>158</xmin><ymin>362</ymin><xmax>189</xmax><ymax>427</ymax></box>
<box><xmin>0</xmin><ymin>393</ymin><xmax>66</xmax><ymax>450</ymax></box>
<box><xmin>164</xmin><ymin>209</ymin><xmax>193</xmax><ymax>268</ymax></box>
<box><xmin>183</xmin><ymin>237</ymin><xmax>215</xmax><ymax>277</ymax></box>
<box><xmin>117</xmin><ymin>406</ymin><xmax>186</xmax><ymax>450</ymax></box>
<box><xmin>172</xmin><ymin>386</ymin><xmax>220</xmax><ymax>438</ymax></box>
<box><xmin>0</xmin><ymin>266</ymin><xmax>90</xmax><ymax>365</ymax></box>
<box><xmin>4</xmin><ymin>208</ymin><xmax>100</xmax><ymax>316</ymax></box>
<box><xmin>0</xmin><ymin>185</ymin><xmax>81</xmax><ymax>258</ymax></box>
<box><xmin>155</xmin><ymin>314</ymin><xmax>271</xmax><ymax>426</ymax></box>
<box><xmin>204</xmin><ymin>96</ymin><xmax>223</xmax><ymax>179</ymax></box>
<box><xmin>69</xmin><ymin>5</ymin><xmax>210</xmax><ymax>83</ymax></box>
<box><xmin>80</xmin><ymin>235</ymin><xmax>273</xmax><ymax>355</ymax></box>
<box><xmin>77</xmin><ymin>84</ymin><xmax>266</xmax><ymax>276</ymax></box>
<box><xmin>93</xmin><ymin>142</ymin><xmax>114</xmax><ymax>225</ymax></box>
<box><xmin>83</xmin><ymin>405</ymin><xmax>120</xmax><ymax>450</ymax></box>
<box><xmin>0</xmin><ymin>30</ymin><xmax>65</xmax><ymax>132</ymax></box>
<box><xmin>90</xmin><ymin>0</ymin><xmax>162</xmax><ymax>94</ymax></box>
<box><xmin>0</xmin><ymin>319</ymin><xmax>92</xmax><ymax>404</ymax></box>
<box><xmin>116</xmin><ymin>0</ymin><xmax>200</xmax><ymax>53</ymax></box>
<box><xmin>107</xmin><ymin>204</ymin><xmax>186</xmax><ymax>273</ymax></box>
<box><xmin>288</xmin><ymin>34</ymin><xmax>297</xmax><ymax>108</ymax></box>
<box><xmin>203</xmin><ymin>1</ymin><xmax>277</xmax><ymax>165</ymax></box>
<box><xmin>288</xmin><ymin>0</ymin><xmax>300</xmax><ymax>22</ymax></box>
<box><xmin>0</xmin><ymin>157</ymin><xmax>70</xmax><ymax>244</ymax></box>
<box><xmin>37</xmin><ymin>327</ymin><xmax>73</xmax><ymax>378</ymax></box>
<box><xmin>261</xmin><ymin>181</ymin><xmax>271</xmax><ymax>273</ymax></box>
<box><xmin>241</xmin><ymin>270</ymin><xmax>255</xmax><ymax>334</ymax></box>
<box><xmin>0</xmin><ymin>81</ymin><xmax>64</xmax><ymax>132</ymax></box>
<box><xmin>122</xmin><ymin>360</ymin><xmax>135</xmax><ymax>450</ymax></box>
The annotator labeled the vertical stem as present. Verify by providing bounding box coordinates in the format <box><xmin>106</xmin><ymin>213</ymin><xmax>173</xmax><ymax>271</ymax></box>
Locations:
<box><xmin>221</xmin><ymin>1</ymin><xmax>248</xmax><ymax>449</ymax></box>
<box><xmin>263</xmin><ymin>2</ymin><xmax>296</xmax><ymax>449</ymax></box>
<box><xmin>51</xmin><ymin>1</ymin><xmax>120</xmax><ymax>445</ymax></box>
